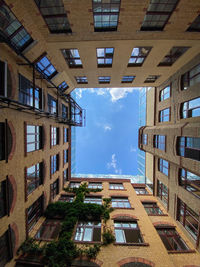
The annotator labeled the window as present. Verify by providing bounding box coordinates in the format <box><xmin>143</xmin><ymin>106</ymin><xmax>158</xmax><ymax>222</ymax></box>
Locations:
<box><xmin>98</xmin><ymin>76</ymin><xmax>110</xmax><ymax>83</ymax></box>
<box><xmin>61</xmin><ymin>49</ymin><xmax>82</xmax><ymax>68</ymax></box>
<box><xmin>114</xmin><ymin>221</ymin><xmax>143</xmax><ymax>244</ymax></box>
<box><xmin>177</xmin><ymin>198</ymin><xmax>199</xmax><ymax>241</ymax></box>
<box><xmin>144</xmin><ymin>75</ymin><xmax>160</xmax><ymax>83</ymax></box>
<box><xmin>62</xmin><ymin>104</ymin><xmax>68</xmax><ymax>119</ymax></box>
<box><xmin>187</xmin><ymin>15</ymin><xmax>200</xmax><ymax>32</ymax></box>
<box><xmin>35</xmin><ymin>219</ymin><xmax>60</xmax><ymax>240</ymax></box>
<box><xmin>109</xmin><ymin>183</ymin><xmax>124</xmax><ymax>190</ymax></box>
<box><xmin>141</xmin><ymin>134</ymin><xmax>147</xmax><ymax>145</ymax></box>
<box><xmin>75</xmin><ymin>76</ymin><xmax>88</xmax><ymax>84</ymax></box>
<box><xmin>88</xmin><ymin>182</ymin><xmax>102</xmax><ymax>189</ymax></box>
<box><xmin>140</xmin><ymin>0</ymin><xmax>179</xmax><ymax>31</ymax></box>
<box><xmin>50</xmin><ymin>178</ymin><xmax>59</xmax><ymax>199</ymax></box>
<box><xmin>70</xmin><ymin>182</ymin><xmax>80</xmax><ymax>188</ymax></box>
<box><xmin>158</xmin><ymin>158</ymin><xmax>169</xmax><ymax>176</ymax></box>
<box><xmin>26</xmin><ymin>125</ymin><xmax>43</xmax><ymax>152</ymax></box>
<box><xmin>111</xmin><ymin>197</ymin><xmax>131</xmax><ymax>208</ymax></box>
<box><xmin>0</xmin><ymin>122</ymin><xmax>12</xmax><ymax>161</ymax></box>
<box><xmin>0</xmin><ymin>122</ymin><xmax>5</xmax><ymax>161</ymax></box>
<box><xmin>177</xmin><ymin>136</ymin><xmax>200</xmax><ymax>161</ymax></box>
<box><xmin>128</xmin><ymin>47</ymin><xmax>152</xmax><ymax>67</ymax></box>
<box><xmin>27</xmin><ymin>195</ymin><xmax>43</xmax><ymax>232</ymax></box>
<box><xmin>179</xmin><ymin>168</ymin><xmax>200</xmax><ymax>198</ymax></box>
<box><xmin>142</xmin><ymin>202</ymin><xmax>163</xmax><ymax>215</ymax></box>
<box><xmin>74</xmin><ymin>221</ymin><xmax>101</xmax><ymax>242</ymax></box>
<box><xmin>58</xmin><ymin>81</ymin><xmax>69</xmax><ymax>92</ymax></box>
<box><xmin>154</xmin><ymin>135</ymin><xmax>166</xmax><ymax>151</ymax></box>
<box><xmin>26</xmin><ymin>162</ymin><xmax>43</xmax><ymax>195</ymax></box>
<box><xmin>35</xmin><ymin>54</ymin><xmax>57</xmax><ymax>79</ymax></box>
<box><xmin>34</xmin><ymin>0</ymin><xmax>71</xmax><ymax>33</ymax></box>
<box><xmin>59</xmin><ymin>194</ymin><xmax>73</xmax><ymax>202</ymax></box>
<box><xmin>64</xmin><ymin>128</ymin><xmax>68</xmax><ymax>143</ymax></box>
<box><xmin>158</xmin><ymin>47</ymin><xmax>189</xmax><ymax>66</ymax></box>
<box><xmin>92</xmin><ymin>0</ymin><xmax>121</xmax><ymax>32</ymax></box>
<box><xmin>0</xmin><ymin>228</ymin><xmax>13</xmax><ymax>266</ymax></box>
<box><xmin>134</xmin><ymin>187</ymin><xmax>148</xmax><ymax>195</ymax></box>
<box><xmin>48</xmin><ymin>94</ymin><xmax>57</xmax><ymax>115</ymax></box>
<box><xmin>0</xmin><ymin>178</ymin><xmax>13</xmax><ymax>218</ymax></box>
<box><xmin>181</xmin><ymin>63</ymin><xmax>200</xmax><ymax>90</ymax></box>
<box><xmin>159</xmin><ymin>108</ymin><xmax>170</xmax><ymax>122</ymax></box>
<box><xmin>63</xmin><ymin>169</ymin><xmax>68</xmax><ymax>185</ymax></box>
<box><xmin>121</xmin><ymin>76</ymin><xmax>135</xmax><ymax>83</ymax></box>
<box><xmin>97</xmin><ymin>48</ymin><xmax>114</xmax><ymax>67</ymax></box>
<box><xmin>156</xmin><ymin>226</ymin><xmax>189</xmax><ymax>251</ymax></box>
<box><xmin>0</xmin><ymin>1</ymin><xmax>33</xmax><ymax>51</ymax></box>
<box><xmin>51</xmin><ymin>127</ymin><xmax>59</xmax><ymax>147</ymax></box>
<box><xmin>84</xmin><ymin>197</ymin><xmax>102</xmax><ymax>205</ymax></box>
<box><xmin>160</xmin><ymin>86</ymin><xmax>170</xmax><ymax>101</ymax></box>
<box><xmin>0</xmin><ymin>60</ymin><xmax>12</xmax><ymax>97</ymax></box>
<box><xmin>157</xmin><ymin>180</ymin><xmax>168</xmax><ymax>207</ymax></box>
<box><xmin>63</xmin><ymin>149</ymin><xmax>68</xmax><ymax>165</ymax></box>
<box><xmin>51</xmin><ymin>154</ymin><xmax>59</xmax><ymax>175</ymax></box>
<box><xmin>181</xmin><ymin>97</ymin><xmax>200</xmax><ymax>119</ymax></box>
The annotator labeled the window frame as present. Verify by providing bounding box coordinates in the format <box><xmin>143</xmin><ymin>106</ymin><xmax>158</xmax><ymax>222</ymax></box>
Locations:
<box><xmin>35</xmin><ymin>54</ymin><xmax>58</xmax><ymax>79</ymax></box>
<box><xmin>158</xmin><ymin>47</ymin><xmax>189</xmax><ymax>67</ymax></box>
<box><xmin>158</xmin><ymin>158</ymin><xmax>169</xmax><ymax>176</ymax></box>
<box><xmin>61</xmin><ymin>49</ymin><xmax>82</xmax><ymax>68</ymax></box>
<box><xmin>159</xmin><ymin>85</ymin><xmax>171</xmax><ymax>101</ymax></box>
<box><xmin>128</xmin><ymin>47</ymin><xmax>152</xmax><ymax>67</ymax></box>
<box><xmin>63</xmin><ymin>169</ymin><xmax>68</xmax><ymax>186</ymax></box>
<box><xmin>121</xmin><ymin>76</ymin><xmax>135</xmax><ymax>83</ymax></box>
<box><xmin>154</xmin><ymin>135</ymin><xmax>166</xmax><ymax>151</ymax></box>
<box><xmin>159</xmin><ymin>108</ymin><xmax>171</xmax><ymax>122</ymax></box>
<box><xmin>98</xmin><ymin>76</ymin><xmax>111</xmax><ymax>84</ymax></box>
<box><xmin>75</xmin><ymin>76</ymin><xmax>88</xmax><ymax>84</ymax></box>
<box><xmin>26</xmin><ymin>162</ymin><xmax>43</xmax><ymax>195</ymax></box>
<box><xmin>26</xmin><ymin>124</ymin><xmax>43</xmax><ymax>153</ymax></box>
<box><xmin>181</xmin><ymin>63</ymin><xmax>200</xmax><ymax>90</ymax></box>
<box><xmin>177</xmin><ymin>136</ymin><xmax>200</xmax><ymax>161</ymax></box>
<box><xmin>179</xmin><ymin>168</ymin><xmax>200</xmax><ymax>199</ymax></box>
<box><xmin>109</xmin><ymin>183</ymin><xmax>124</xmax><ymax>190</ymax></box>
<box><xmin>84</xmin><ymin>196</ymin><xmax>102</xmax><ymax>205</ymax></box>
<box><xmin>142</xmin><ymin>134</ymin><xmax>148</xmax><ymax>145</ymax></box>
<box><xmin>35</xmin><ymin>219</ymin><xmax>61</xmax><ymax>241</ymax></box>
<box><xmin>50</xmin><ymin>178</ymin><xmax>59</xmax><ymax>199</ymax></box>
<box><xmin>63</xmin><ymin>149</ymin><xmax>68</xmax><ymax>165</ymax></box>
<box><xmin>157</xmin><ymin>180</ymin><xmax>168</xmax><ymax>208</ymax></box>
<box><xmin>69</xmin><ymin>182</ymin><xmax>80</xmax><ymax>188</ymax></box>
<box><xmin>74</xmin><ymin>221</ymin><xmax>101</xmax><ymax>243</ymax></box>
<box><xmin>134</xmin><ymin>187</ymin><xmax>149</xmax><ymax>195</ymax></box>
<box><xmin>88</xmin><ymin>182</ymin><xmax>102</xmax><ymax>189</ymax></box>
<box><xmin>111</xmin><ymin>197</ymin><xmax>131</xmax><ymax>208</ymax></box>
<box><xmin>180</xmin><ymin>97</ymin><xmax>200</xmax><ymax>119</ymax></box>
<box><xmin>27</xmin><ymin>195</ymin><xmax>43</xmax><ymax>232</ymax></box>
<box><xmin>142</xmin><ymin>202</ymin><xmax>163</xmax><ymax>216</ymax></box>
<box><xmin>96</xmin><ymin>47</ymin><xmax>114</xmax><ymax>68</ymax></box>
<box><xmin>0</xmin><ymin>227</ymin><xmax>13</xmax><ymax>266</ymax></box>
<box><xmin>187</xmin><ymin>15</ymin><xmax>200</xmax><ymax>32</ymax></box>
<box><xmin>51</xmin><ymin>126</ymin><xmax>59</xmax><ymax>147</ymax></box>
<box><xmin>144</xmin><ymin>75</ymin><xmax>160</xmax><ymax>83</ymax></box>
<box><xmin>63</xmin><ymin>127</ymin><xmax>68</xmax><ymax>143</ymax></box>
<box><xmin>48</xmin><ymin>94</ymin><xmax>57</xmax><ymax>115</ymax></box>
<box><xmin>50</xmin><ymin>154</ymin><xmax>59</xmax><ymax>175</ymax></box>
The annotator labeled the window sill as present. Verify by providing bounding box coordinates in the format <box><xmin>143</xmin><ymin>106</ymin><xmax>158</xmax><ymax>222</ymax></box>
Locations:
<box><xmin>114</xmin><ymin>242</ymin><xmax>149</xmax><ymax>247</ymax></box>
<box><xmin>74</xmin><ymin>241</ymin><xmax>101</xmax><ymax>244</ymax></box>
<box><xmin>168</xmin><ymin>250</ymin><xmax>196</xmax><ymax>254</ymax></box>
<box><xmin>148</xmin><ymin>214</ymin><xmax>168</xmax><ymax>216</ymax></box>
<box><xmin>109</xmin><ymin>189</ymin><xmax>127</xmax><ymax>191</ymax></box>
<box><xmin>112</xmin><ymin>207</ymin><xmax>134</xmax><ymax>210</ymax></box>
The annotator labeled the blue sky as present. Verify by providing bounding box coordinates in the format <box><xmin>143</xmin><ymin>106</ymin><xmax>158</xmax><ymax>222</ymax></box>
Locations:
<box><xmin>74</xmin><ymin>87</ymin><xmax>140</xmax><ymax>175</ymax></box>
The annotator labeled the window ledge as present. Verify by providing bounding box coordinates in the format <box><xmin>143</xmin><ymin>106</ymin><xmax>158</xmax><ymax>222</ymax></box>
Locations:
<box><xmin>74</xmin><ymin>241</ymin><xmax>101</xmax><ymax>244</ymax></box>
<box><xmin>114</xmin><ymin>242</ymin><xmax>149</xmax><ymax>247</ymax></box>
<box><xmin>168</xmin><ymin>250</ymin><xmax>196</xmax><ymax>254</ymax></box>
<box><xmin>113</xmin><ymin>207</ymin><xmax>134</xmax><ymax>210</ymax></box>
<box><xmin>148</xmin><ymin>214</ymin><xmax>168</xmax><ymax>216</ymax></box>
<box><xmin>109</xmin><ymin>189</ymin><xmax>127</xmax><ymax>191</ymax></box>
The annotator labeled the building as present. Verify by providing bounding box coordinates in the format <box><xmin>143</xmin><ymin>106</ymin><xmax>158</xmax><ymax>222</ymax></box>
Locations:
<box><xmin>0</xmin><ymin>0</ymin><xmax>200</xmax><ymax>266</ymax></box>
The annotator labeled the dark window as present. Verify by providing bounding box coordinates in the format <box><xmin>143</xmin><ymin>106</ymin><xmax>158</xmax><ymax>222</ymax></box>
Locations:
<box><xmin>59</xmin><ymin>194</ymin><xmax>73</xmax><ymax>202</ymax></box>
<box><xmin>128</xmin><ymin>47</ymin><xmax>152</xmax><ymax>67</ymax></box>
<box><xmin>75</xmin><ymin>76</ymin><xmax>88</xmax><ymax>84</ymax></box>
<box><xmin>180</xmin><ymin>97</ymin><xmax>200</xmax><ymax>119</ymax></box>
<box><xmin>111</xmin><ymin>197</ymin><xmax>131</xmax><ymax>208</ymax></box>
<box><xmin>121</xmin><ymin>76</ymin><xmax>135</xmax><ymax>83</ymax></box>
<box><xmin>142</xmin><ymin>202</ymin><xmax>163</xmax><ymax>215</ymax></box>
<box><xmin>142</xmin><ymin>134</ymin><xmax>147</xmax><ymax>145</ymax></box>
<box><xmin>0</xmin><ymin>122</ymin><xmax>5</xmax><ymax>161</ymax></box>
<box><xmin>63</xmin><ymin>169</ymin><xmax>68</xmax><ymax>185</ymax></box>
<box><xmin>27</xmin><ymin>195</ymin><xmax>43</xmax><ymax>232</ymax></box>
<box><xmin>26</xmin><ymin>125</ymin><xmax>43</xmax><ymax>152</ymax></box>
<box><xmin>109</xmin><ymin>183</ymin><xmax>124</xmax><ymax>190</ymax></box>
<box><xmin>98</xmin><ymin>76</ymin><xmax>110</xmax><ymax>83</ymax></box>
<box><xmin>48</xmin><ymin>94</ymin><xmax>57</xmax><ymax>115</ymax></box>
<box><xmin>74</xmin><ymin>221</ymin><xmax>101</xmax><ymax>242</ymax></box>
<box><xmin>156</xmin><ymin>226</ymin><xmax>189</xmax><ymax>251</ymax></box>
<box><xmin>134</xmin><ymin>187</ymin><xmax>148</xmax><ymax>195</ymax></box>
<box><xmin>35</xmin><ymin>219</ymin><xmax>60</xmax><ymax>240</ymax></box>
<box><xmin>61</xmin><ymin>49</ymin><xmax>82</xmax><ymax>68</ymax></box>
<box><xmin>84</xmin><ymin>197</ymin><xmax>102</xmax><ymax>205</ymax></box>
<box><xmin>114</xmin><ymin>221</ymin><xmax>143</xmax><ymax>244</ymax></box>
<box><xmin>0</xmin><ymin>60</ymin><xmax>12</xmax><ymax>97</ymax></box>
<box><xmin>159</xmin><ymin>108</ymin><xmax>170</xmax><ymax>122</ymax></box>
<box><xmin>69</xmin><ymin>182</ymin><xmax>80</xmax><ymax>188</ymax></box>
<box><xmin>19</xmin><ymin>74</ymin><xmax>43</xmax><ymax>109</ymax></box>
<box><xmin>187</xmin><ymin>15</ymin><xmax>200</xmax><ymax>32</ymax></box>
<box><xmin>51</xmin><ymin>127</ymin><xmax>59</xmax><ymax>146</ymax></box>
<box><xmin>144</xmin><ymin>75</ymin><xmax>160</xmax><ymax>83</ymax></box>
<box><xmin>92</xmin><ymin>0</ymin><xmax>121</xmax><ymax>32</ymax></box>
<box><xmin>62</xmin><ymin>104</ymin><xmax>68</xmax><ymax>119</ymax></box>
<box><xmin>0</xmin><ymin>228</ymin><xmax>13</xmax><ymax>266</ymax></box>
<box><xmin>88</xmin><ymin>182</ymin><xmax>102</xmax><ymax>189</ymax></box>
<box><xmin>58</xmin><ymin>81</ymin><xmax>69</xmax><ymax>92</ymax></box>
<box><xmin>63</xmin><ymin>149</ymin><xmax>68</xmax><ymax>165</ymax></box>
<box><xmin>0</xmin><ymin>1</ymin><xmax>33</xmax><ymax>51</ymax></box>
<box><xmin>97</xmin><ymin>47</ymin><xmax>114</xmax><ymax>67</ymax></box>
<box><xmin>0</xmin><ymin>122</ymin><xmax>12</xmax><ymax>161</ymax></box>
<box><xmin>35</xmin><ymin>55</ymin><xmax>57</xmax><ymax>79</ymax></box>
<box><xmin>181</xmin><ymin>63</ymin><xmax>200</xmax><ymax>90</ymax></box>
<box><xmin>50</xmin><ymin>178</ymin><xmax>59</xmax><ymax>199</ymax></box>
<box><xmin>177</xmin><ymin>136</ymin><xmax>200</xmax><ymax>161</ymax></box>
<box><xmin>157</xmin><ymin>180</ymin><xmax>168</xmax><ymax>207</ymax></box>
<box><xmin>177</xmin><ymin>198</ymin><xmax>199</xmax><ymax>241</ymax></box>
<box><xmin>154</xmin><ymin>135</ymin><xmax>166</xmax><ymax>151</ymax></box>
<box><xmin>158</xmin><ymin>158</ymin><xmax>169</xmax><ymax>176</ymax></box>
<box><xmin>27</xmin><ymin>162</ymin><xmax>43</xmax><ymax>195</ymax></box>
<box><xmin>179</xmin><ymin>168</ymin><xmax>200</xmax><ymax>199</ymax></box>
<box><xmin>34</xmin><ymin>0</ymin><xmax>71</xmax><ymax>34</ymax></box>
<box><xmin>140</xmin><ymin>0</ymin><xmax>179</xmax><ymax>31</ymax></box>
<box><xmin>51</xmin><ymin>154</ymin><xmax>59</xmax><ymax>175</ymax></box>
<box><xmin>160</xmin><ymin>85</ymin><xmax>170</xmax><ymax>101</ymax></box>
<box><xmin>158</xmin><ymin>47</ymin><xmax>189</xmax><ymax>66</ymax></box>
<box><xmin>0</xmin><ymin>178</ymin><xmax>13</xmax><ymax>218</ymax></box>
<box><xmin>64</xmin><ymin>128</ymin><xmax>68</xmax><ymax>143</ymax></box>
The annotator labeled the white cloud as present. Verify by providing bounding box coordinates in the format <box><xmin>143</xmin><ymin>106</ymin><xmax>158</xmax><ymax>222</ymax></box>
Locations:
<box><xmin>107</xmin><ymin>154</ymin><xmax>122</xmax><ymax>174</ymax></box>
<box><xmin>130</xmin><ymin>145</ymin><xmax>137</xmax><ymax>153</ymax></box>
<box><xmin>104</xmin><ymin>125</ymin><xmax>112</xmax><ymax>131</ymax></box>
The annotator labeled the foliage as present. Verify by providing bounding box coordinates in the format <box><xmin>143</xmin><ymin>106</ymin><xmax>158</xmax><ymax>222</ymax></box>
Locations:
<box><xmin>102</xmin><ymin>228</ymin><xmax>116</xmax><ymax>245</ymax></box>
<box><xmin>17</xmin><ymin>237</ymin><xmax>44</xmax><ymax>255</ymax></box>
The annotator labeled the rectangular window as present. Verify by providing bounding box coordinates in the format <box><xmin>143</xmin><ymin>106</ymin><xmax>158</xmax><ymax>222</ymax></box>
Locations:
<box><xmin>177</xmin><ymin>198</ymin><xmax>199</xmax><ymax>241</ymax></box>
<box><xmin>181</xmin><ymin>97</ymin><xmax>200</xmax><ymax>119</ymax></box>
<box><xmin>98</xmin><ymin>76</ymin><xmax>110</xmax><ymax>84</ymax></box>
<box><xmin>160</xmin><ymin>85</ymin><xmax>170</xmax><ymax>101</ymax></box>
<box><xmin>121</xmin><ymin>76</ymin><xmax>135</xmax><ymax>83</ymax></box>
<box><xmin>177</xmin><ymin>136</ymin><xmax>200</xmax><ymax>161</ymax></box>
<box><xmin>187</xmin><ymin>15</ymin><xmax>200</xmax><ymax>32</ymax></box>
<box><xmin>154</xmin><ymin>135</ymin><xmax>166</xmax><ymax>151</ymax></box>
<box><xmin>69</xmin><ymin>182</ymin><xmax>80</xmax><ymax>188</ymax></box>
<box><xmin>158</xmin><ymin>158</ymin><xmax>169</xmax><ymax>176</ymax></box>
<box><xmin>34</xmin><ymin>0</ymin><xmax>71</xmax><ymax>34</ymax></box>
<box><xmin>140</xmin><ymin>0</ymin><xmax>179</xmax><ymax>31</ymax></box>
<box><xmin>181</xmin><ymin>63</ymin><xmax>200</xmax><ymax>91</ymax></box>
<box><xmin>128</xmin><ymin>47</ymin><xmax>152</xmax><ymax>67</ymax></box>
<box><xmin>142</xmin><ymin>134</ymin><xmax>147</xmax><ymax>145</ymax></box>
<box><xmin>158</xmin><ymin>47</ymin><xmax>189</xmax><ymax>66</ymax></box>
<box><xmin>58</xmin><ymin>81</ymin><xmax>69</xmax><ymax>93</ymax></box>
<box><xmin>50</xmin><ymin>178</ymin><xmax>59</xmax><ymax>199</ymax></box>
<box><xmin>0</xmin><ymin>123</ymin><xmax>5</xmax><ymax>161</ymax></box>
<box><xmin>0</xmin><ymin>228</ymin><xmax>13</xmax><ymax>266</ymax></box>
<box><xmin>64</xmin><ymin>128</ymin><xmax>68</xmax><ymax>143</ymax></box>
<box><xmin>109</xmin><ymin>183</ymin><xmax>124</xmax><ymax>190</ymax></box>
<box><xmin>144</xmin><ymin>75</ymin><xmax>160</xmax><ymax>83</ymax></box>
<box><xmin>0</xmin><ymin>1</ymin><xmax>33</xmax><ymax>51</ymax></box>
<box><xmin>84</xmin><ymin>197</ymin><xmax>102</xmax><ymax>205</ymax></box>
<box><xmin>112</xmin><ymin>197</ymin><xmax>131</xmax><ymax>208</ymax></box>
<box><xmin>63</xmin><ymin>149</ymin><xmax>68</xmax><ymax>165</ymax></box>
<box><xmin>92</xmin><ymin>0</ymin><xmax>121</xmax><ymax>32</ymax></box>
<box><xmin>35</xmin><ymin>219</ymin><xmax>60</xmax><ymax>240</ymax></box>
<box><xmin>35</xmin><ymin>54</ymin><xmax>57</xmax><ymax>79</ymax></box>
<box><xmin>63</xmin><ymin>169</ymin><xmax>68</xmax><ymax>185</ymax></box>
<box><xmin>59</xmin><ymin>194</ymin><xmax>74</xmax><ymax>202</ymax></box>
<box><xmin>74</xmin><ymin>221</ymin><xmax>101</xmax><ymax>242</ymax></box>
<box><xmin>179</xmin><ymin>169</ymin><xmax>200</xmax><ymax>199</ymax></box>
<box><xmin>62</xmin><ymin>104</ymin><xmax>68</xmax><ymax>119</ymax></box>
<box><xmin>51</xmin><ymin>154</ymin><xmax>59</xmax><ymax>175</ymax></box>
<box><xmin>142</xmin><ymin>202</ymin><xmax>163</xmax><ymax>215</ymax></box>
<box><xmin>0</xmin><ymin>180</ymin><xmax>6</xmax><ymax>218</ymax></box>
<box><xmin>26</xmin><ymin>125</ymin><xmax>43</xmax><ymax>152</ymax></box>
<box><xmin>88</xmin><ymin>182</ymin><xmax>102</xmax><ymax>189</ymax></box>
<box><xmin>61</xmin><ymin>49</ymin><xmax>82</xmax><ymax>68</ymax></box>
<box><xmin>26</xmin><ymin>162</ymin><xmax>43</xmax><ymax>195</ymax></box>
<box><xmin>27</xmin><ymin>195</ymin><xmax>43</xmax><ymax>232</ymax></box>
<box><xmin>75</xmin><ymin>76</ymin><xmax>88</xmax><ymax>84</ymax></box>
<box><xmin>157</xmin><ymin>180</ymin><xmax>168</xmax><ymax>207</ymax></box>
<box><xmin>48</xmin><ymin>94</ymin><xmax>57</xmax><ymax>115</ymax></box>
<box><xmin>159</xmin><ymin>108</ymin><xmax>170</xmax><ymax>122</ymax></box>
<box><xmin>51</xmin><ymin>127</ymin><xmax>59</xmax><ymax>146</ymax></box>
<box><xmin>97</xmin><ymin>47</ymin><xmax>114</xmax><ymax>67</ymax></box>
<box><xmin>114</xmin><ymin>221</ymin><xmax>143</xmax><ymax>244</ymax></box>
<box><xmin>134</xmin><ymin>187</ymin><xmax>148</xmax><ymax>195</ymax></box>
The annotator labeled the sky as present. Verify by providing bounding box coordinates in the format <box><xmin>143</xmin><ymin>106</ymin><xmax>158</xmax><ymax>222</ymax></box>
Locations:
<box><xmin>73</xmin><ymin>87</ymin><xmax>140</xmax><ymax>175</ymax></box>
